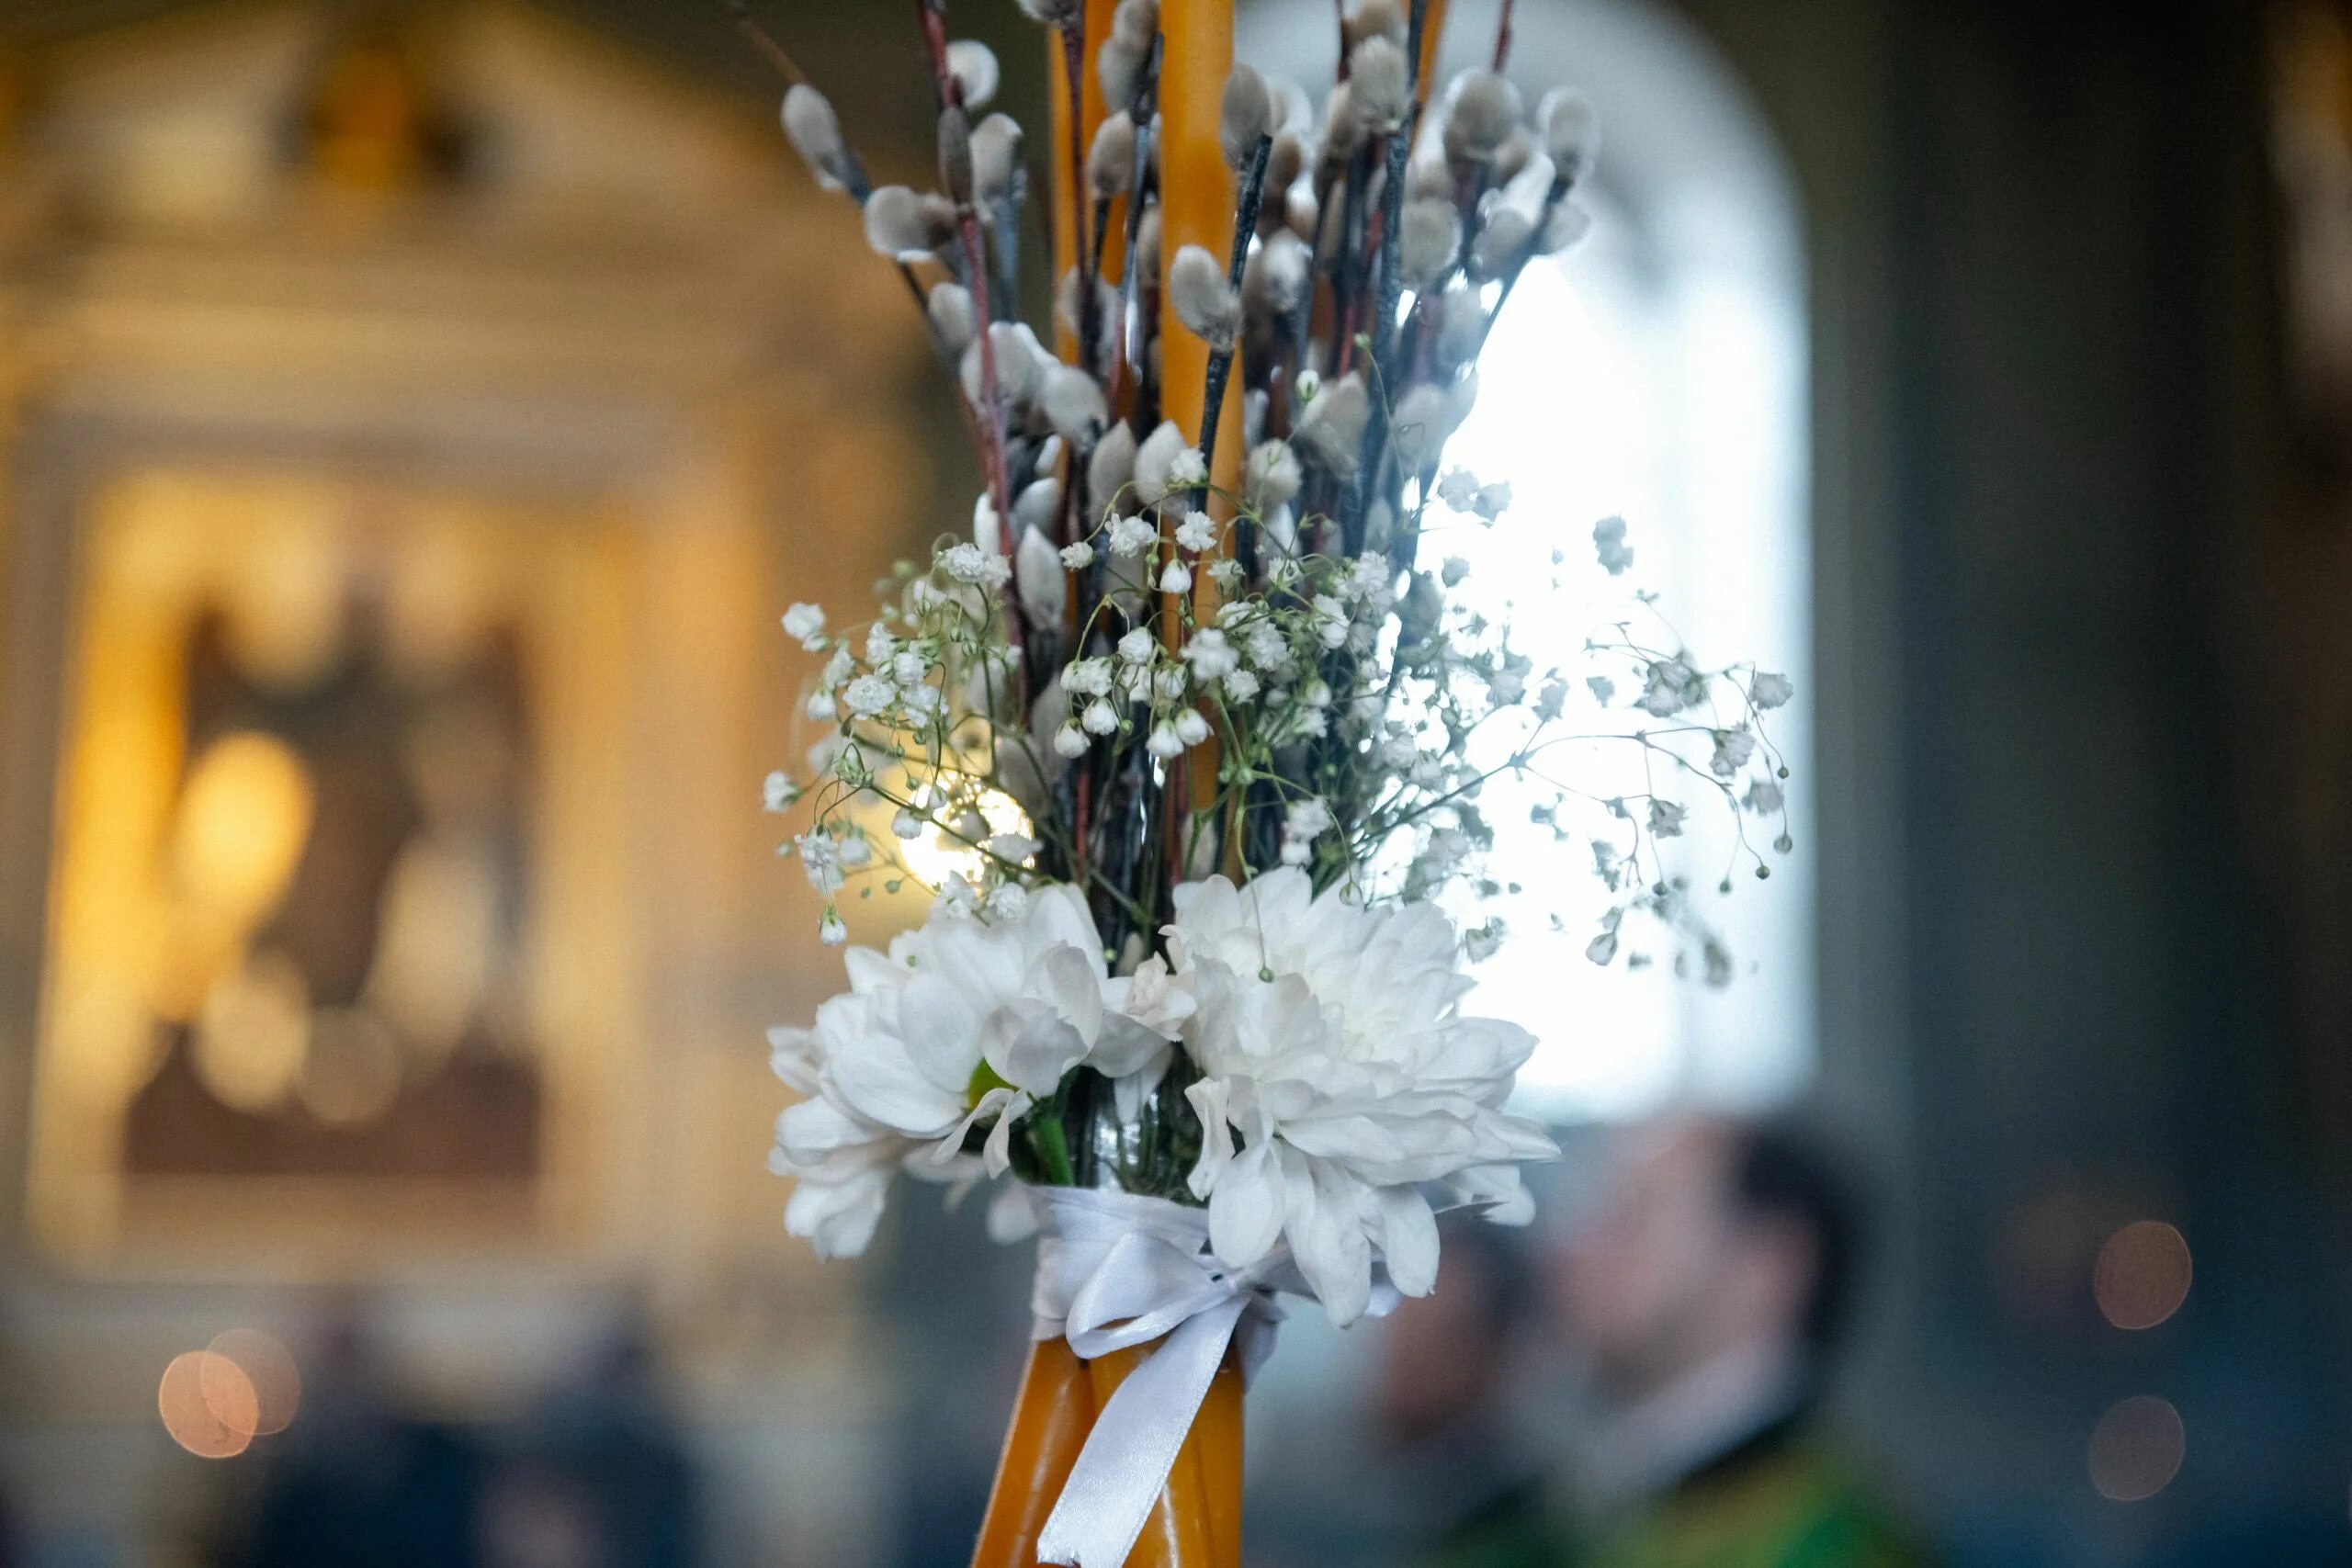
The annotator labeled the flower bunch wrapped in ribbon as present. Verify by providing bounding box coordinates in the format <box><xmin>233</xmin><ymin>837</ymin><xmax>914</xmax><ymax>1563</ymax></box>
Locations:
<box><xmin>751</xmin><ymin>2</ymin><xmax>1794</xmax><ymax>1564</ymax></box>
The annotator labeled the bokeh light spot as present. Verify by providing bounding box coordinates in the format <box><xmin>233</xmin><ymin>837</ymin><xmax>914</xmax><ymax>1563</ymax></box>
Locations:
<box><xmin>207</xmin><ymin>1328</ymin><xmax>301</xmax><ymax>1436</ymax></box>
<box><xmin>159</xmin><ymin>1351</ymin><xmax>255</xmax><ymax>1459</ymax></box>
<box><xmin>2088</xmin><ymin>1395</ymin><xmax>2185</xmax><ymax>1502</ymax></box>
<box><xmin>2095</xmin><ymin>1220</ymin><xmax>2192</xmax><ymax>1330</ymax></box>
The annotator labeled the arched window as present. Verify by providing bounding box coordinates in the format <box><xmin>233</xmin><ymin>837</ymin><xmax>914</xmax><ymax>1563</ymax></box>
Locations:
<box><xmin>1242</xmin><ymin>0</ymin><xmax>1814</xmax><ymax>1121</ymax></box>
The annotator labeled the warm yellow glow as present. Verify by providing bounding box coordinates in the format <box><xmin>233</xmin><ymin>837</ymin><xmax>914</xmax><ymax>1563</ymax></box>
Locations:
<box><xmin>160</xmin><ymin>1351</ymin><xmax>255</xmax><ymax>1460</ymax></box>
<box><xmin>169</xmin><ymin>731</ymin><xmax>315</xmax><ymax>926</ymax></box>
<box><xmin>207</xmin><ymin>1328</ymin><xmax>301</xmax><ymax>1437</ymax></box>
<box><xmin>222</xmin><ymin>518</ymin><xmax>348</xmax><ymax>688</ymax></box>
<box><xmin>363</xmin><ymin>841</ymin><xmax>495</xmax><ymax>1059</ymax></box>
<box><xmin>897</xmin><ymin>788</ymin><xmax>1033</xmax><ymax>888</ymax></box>
<box><xmin>299</xmin><ymin>1007</ymin><xmax>404</xmax><ymax>1125</ymax></box>
<box><xmin>193</xmin><ymin>950</ymin><xmax>311</xmax><ymax>1113</ymax></box>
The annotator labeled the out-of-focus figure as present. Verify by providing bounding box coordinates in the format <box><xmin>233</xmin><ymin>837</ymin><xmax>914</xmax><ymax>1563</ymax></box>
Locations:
<box><xmin>220</xmin><ymin>1306</ymin><xmax>485</xmax><ymax>1568</ymax></box>
<box><xmin>479</xmin><ymin>1320</ymin><xmax>701</xmax><ymax>1568</ymax></box>
<box><xmin>1376</xmin><ymin>1221</ymin><xmax>1558</xmax><ymax>1568</ymax></box>
<box><xmin>1543</xmin><ymin>1114</ymin><xmax>1928</xmax><ymax>1568</ymax></box>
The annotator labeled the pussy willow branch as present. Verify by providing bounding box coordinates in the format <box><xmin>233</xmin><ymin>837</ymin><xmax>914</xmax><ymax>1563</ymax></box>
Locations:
<box><xmin>730</xmin><ymin>3</ymin><xmax>939</xmax><ymax>326</ymax></box>
<box><xmin>913</xmin><ymin>0</ymin><xmax>1019</xmax><ymax>635</ymax></box>
<box><xmin>1113</xmin><ymin>34</ymin><xmax>1165</xmax><ymax>408</ymax></box>
<box><xmin>1058</xmin><ymin>20</ymin><xmax>1104</xmax><ymax>377</ymax></box>
<box><xmin>1194</xmin><ymin>133</ymin><xmax>1274</xmax><ymax>507</ymax></box>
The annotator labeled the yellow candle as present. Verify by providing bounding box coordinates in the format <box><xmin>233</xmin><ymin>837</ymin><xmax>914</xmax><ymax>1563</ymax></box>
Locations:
<box><xmin>1157</xmin><ymin>0</ymin><xmax>1237</xmax><ymax>454</ymax></box>
<box><xmin>1416</xmin><ymin>0</ymin><xmax>1451</xmax><ymax>109</ymax></box>
<box><xmin>1051</xmin><ymin>0</ymin><xmax>1123</xmax><ymax>364</ymax></box>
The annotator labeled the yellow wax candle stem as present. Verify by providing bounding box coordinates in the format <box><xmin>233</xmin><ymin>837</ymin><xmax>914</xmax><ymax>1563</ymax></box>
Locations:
<box><xmin>1416</xmin><ymin>0</ymin><xmax>1451</xmax><ymax>108</ymax></box>
<box><xmin>1050</xmin><ymin>2</ymin><xmax>1119</xmax><ymax>365</ymax></box>
<box><xmin>1086</xmin><ymin>1345</ymin><xmax>1217</xmax><ymax>1568</ymax></box>
<box><xmin>1193</xmin><ymin>1348</ymin><xmax>1246</xmax><ymax>1568</ymax></box>
<box><xmin>1157</xmin><ymin>0</ymin><xmax>1237</xmax><ymax>451</ymax></box>
<box><xmin>971</xmin><ymin>1338</ymin><xmax>1099</xmax><ymax>1568</ymax></box>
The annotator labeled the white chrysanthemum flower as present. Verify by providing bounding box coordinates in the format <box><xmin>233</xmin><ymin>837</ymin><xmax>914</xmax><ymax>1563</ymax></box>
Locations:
<box><xmin>1173</xmin><ymin>512</ymin><xmax>1217</xmax><ymax>552</ymax></box>
<box><xmin>1167</xmin><ymin>871</ymin><xmax>1556</xmax><ymax>1325</ymax></box>
<box><xmin>1225</xmin><ymin>669</ymin><xmax>1261</xmax><ymax>703</ymax></box>
<box><xmin>778</xmin><ymin>888</ymin><xmax>1109</xmax><ymax>1186</ymax></box>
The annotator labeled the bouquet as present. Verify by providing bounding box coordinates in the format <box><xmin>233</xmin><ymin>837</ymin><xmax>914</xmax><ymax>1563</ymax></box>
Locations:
<box><xmin>753</xmin><ymin>2</ymin><xmax>1794</xmax><ymax>1563</ymax></box>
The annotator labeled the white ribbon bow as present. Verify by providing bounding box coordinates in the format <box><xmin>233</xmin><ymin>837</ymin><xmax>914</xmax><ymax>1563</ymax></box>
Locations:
<box><xmin>1027</xmin><ymin>1187</ymin><xmax>1397</xmax><ymax>1568</ymax></box>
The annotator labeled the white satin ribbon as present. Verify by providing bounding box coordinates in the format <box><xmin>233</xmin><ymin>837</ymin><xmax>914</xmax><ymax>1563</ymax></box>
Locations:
<box><xmin>1026</xmin><ymin>1187</ymin><xmax>1396</xmax><ymax>1568</ymax></box>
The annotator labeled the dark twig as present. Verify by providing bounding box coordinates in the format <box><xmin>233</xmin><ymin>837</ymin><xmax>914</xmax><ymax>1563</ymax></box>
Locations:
<box><xmin>1195</xmin><ymin>133</ymin><xmax>1274</xmax><ymax>502</ymax></box>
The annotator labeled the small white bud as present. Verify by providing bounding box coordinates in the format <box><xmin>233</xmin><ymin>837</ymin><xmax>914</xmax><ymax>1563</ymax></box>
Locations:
<box><xmin>1243</xmin><ymin>440</ymin><xmax>1303</xmax><ymax>514</ymax></box>
<box><xmin>946</xmin><ymin>39</ymin><xmax>1001</xmax><ymax>110</ymax></box>
<box><xmin>1016</xmin><ymin>527</ymin><xmax>1068</xmax><ymax>625</ymax></box>
<box><xmin>1174</xmin><ymin>709</ymin><xmax>1211</xmax><ymax>747</ymax></box>
<box><xmin>893</xmin><ymin>809</ymin><xmax>924</xmax><ymax>840</ymax></box>
<box><xmin>1443</xmin><ymin>73</ymin><xmax>1523</xmax><ymax>164</ymax></box>
<box><xmin>1082</xmin><ymin>699</ymin><xmax>1121</xmax><ymax>734</ymax></box>
<box><xmin>1054</xmin><ymin>724</ymin><xmax>1090</xmax><ymax>758</ymax></box>
<box><xmin>1146</xmin><ymin>723</ymin><xmax>1185</xmax><ymax>759</ymax></box>
<box><xmin>1220</xmin><ymin>64</ymin><xmax>1272</xmax><ymax>171</ymax></box>
<box><xmin>1061</xmin><ymin>541</ymin><xmax>1096</xmax><ymax>570</ymax></box>
<box><xmin>1169</xmin><ymin>245</ymin><xmax>1241</xmax><ymax>353</ymax></box>
<box><xmin>1398</xmin><ymin>199</ymin><xmax>1462</xmax><ymax>289</ymax></box>
<box><xmin>1088</xmin><ymin>112</ymin><xmax>1138</xmax><ymax>198</ymax></box>
<box><xmin>863</xmin><ymin>186</ymin><xmax>954</xmax><ymax>261</ymax></box>
<box><xmin>1014</xmin><ymin>478</ymin><xmax>1064</xmax><ymax>537</ymax></box>
<box><xmin>970</xmin><ymin>113</ymin><xmax>1023</xmax><ymax>207</ymax></box>
<box><xmin>928</xmin><ymin>283</ymin><xmax>977</xmax><ymax>355</ymax></box>
<box><xmin>1041</xmin><ymin>366</ymin><xmax>1107</xmax><ymax>440</ymax></box>
<box><xmin>1159</xmin><ymin>559</ymin><xmax>1193</xmax><ymax>594</ymax></box>
<box><xmin>1293</xmin><ymin>373</ymin><xmax>1370</xmax><ymax>477</ymax></box>
<box><xmin>782</xmin><ymin>85</ymin><xmax>854</xmax><ymax>193</ymax></box>
<box><xmin>1539</xmin><ymin>88</ymin><xmax>1601</xmax><ymax>185</ymax></box>
<box><xmin>1242</xmin><ymin>230</ymin><xmax>1311</xmax><ymax>324</ymax></box>
<box><xmin>818</xmin><ymin>908</ymin><xmax>848</xmax><ymax>945</ymax></box>
<box><xmin>1133</xmin><ymin>420</ymin><xmax>1192</xmax><ymax>506</ymax></box>
<box><xmin>1089</xmin><ymin>422</ymin><xmax>1137</xmax><ymax>508</ymax></box>
<box><xmin>1347</xmin><ymin>38</ymin><xmax>1410</xmax><ymax>132</ymax></box>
